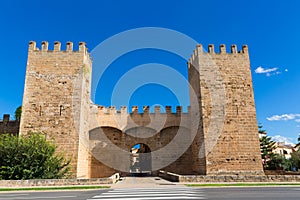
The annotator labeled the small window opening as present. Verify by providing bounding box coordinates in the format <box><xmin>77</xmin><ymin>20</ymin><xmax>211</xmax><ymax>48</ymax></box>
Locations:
<box><xmin>39</xmin><ymin>106</ymin><xmax>42</xmax><ymax>116</ymax></box>
<box><xmin>60</xmin><ymin>105</ymin><xmax>63</xmax><ymax>116</ymax></box>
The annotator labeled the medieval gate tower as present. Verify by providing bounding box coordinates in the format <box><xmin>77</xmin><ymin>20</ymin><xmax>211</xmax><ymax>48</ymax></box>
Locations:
<box><xmin>20</xmin><ymin>41</ymin><xmax>264</xmax><ymax>178</ymax></box>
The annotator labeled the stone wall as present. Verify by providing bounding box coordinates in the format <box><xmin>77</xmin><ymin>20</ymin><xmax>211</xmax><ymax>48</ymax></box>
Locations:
<box><xmin>159</xmin><ymin>171</ymin><xmax>300</xmax><ymax>182</ymax></box>
<box><xmin>0</xmin><ymin>114</ymin><xmax>19</xmax><ymax>135</ymax></box>
<box><xmin>0</xmin><ymin>173</ymin><xmax>120</xmax><ymax>187</ymax></box>
<box><xmin>19</xmin><ymin>41</ymin><xmax>92</xmax><ymax>177</ymax></box>
<box><xmin>189</xmin><ymin>44</ymin><xmax>264</xmax><ymax>175</ymax></box>
<box><xmin>19</xmin><ymin>41</ymin><xmax>264</xmax><ymax>178</ymax></box>
<box><xmin>88</xmin><ymin>107</ymin><xmax>195</xmax><ymax>177</ymax></box>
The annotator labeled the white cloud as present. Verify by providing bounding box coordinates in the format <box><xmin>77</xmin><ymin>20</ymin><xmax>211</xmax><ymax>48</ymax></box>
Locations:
<box><xmin>255</xmin><ymin>66</ymin><xmax>278</xmax><ymax>74</ymax></box>
<box><xmin>267</xmin><ymin>114</ymin><xmax>300</xmax><ymax>122</ymax></box>
<box><xmin>271</xmin><ymin>135</ymin><xmax>295</xmax><ymax>145</ymax></box>
<box><xmin>254</xmin><ymin>66</ymin><xmax>287</xmax><ymax>76</ymax></box>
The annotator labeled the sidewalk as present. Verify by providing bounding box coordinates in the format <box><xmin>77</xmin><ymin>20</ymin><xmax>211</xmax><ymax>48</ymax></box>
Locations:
<box><xmin>112</xmin><ymin>176</ymin><xmax>300</xmax><ymax>189</ymax></box>
<box><xmin>112</xmin><ymin>176</ymin><xmax>184</xmax><ymax>189</ymax></box>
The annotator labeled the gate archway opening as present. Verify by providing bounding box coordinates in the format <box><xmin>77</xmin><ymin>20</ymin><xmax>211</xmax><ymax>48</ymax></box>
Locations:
<box><xmin>130</xmin><ymin>143</ymin><xmax>152</xmax><ymax>175</ymax></box>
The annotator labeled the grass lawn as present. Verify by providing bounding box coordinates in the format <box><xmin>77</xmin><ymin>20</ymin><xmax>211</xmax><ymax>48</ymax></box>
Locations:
<box><xmin>186</xmin><ymin>183</ymin><xmax>300</xmax><ymax>187</ymax></box>
<box><xmin>0</xmin><ymin>185</ymin><xmax>110</xmax><ymax>192</ymax></box>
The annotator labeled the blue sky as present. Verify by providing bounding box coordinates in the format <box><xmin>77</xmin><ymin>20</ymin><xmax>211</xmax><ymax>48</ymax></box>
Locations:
<box><xmin>0</xmin><ymin>0</ymin><xmax>299</xmax><ymax>143</ymax></box>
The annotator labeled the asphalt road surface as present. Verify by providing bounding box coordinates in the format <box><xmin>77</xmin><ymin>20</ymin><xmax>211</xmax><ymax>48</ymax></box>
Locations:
<box><xmin>0</xmin><ymin>187</ymin><xmax>300</xmax><ymax>200</ymax></box>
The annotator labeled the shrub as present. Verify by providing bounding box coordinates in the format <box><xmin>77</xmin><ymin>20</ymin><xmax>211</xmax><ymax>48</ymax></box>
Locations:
<box><xmin>0</xmin><ymin>133</ymin><xmax>70</xmax><ymax>180</ymax></box>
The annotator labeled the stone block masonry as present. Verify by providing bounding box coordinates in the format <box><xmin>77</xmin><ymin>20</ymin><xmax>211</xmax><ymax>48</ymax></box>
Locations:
<box><xmin>20</xmin><ymin>41</ymin><xmax>92</xmax><ymax>177</ymax></box>
<box><xmin>159</xmin><ymin>171</ymin><xmax>300</xmax><ymax>183</ymax></box>
<box><xmin>0</xmin><ymin>114</ymin><xmax>20</xmax><ymax>135</ymax></box>
<box><xmin>20</xmin><ymin>41</ymin><xmax>263</xmax><ymax>178</ymax></box>
<box><xmin>189</xmin><ymin>44</ymin><xmax>263</xmax><ymax>175</ymax></box>
<box><xmin>0</xmin><ymin>173</ymin><xmax>120</xmax><ymax>187</ymax></box>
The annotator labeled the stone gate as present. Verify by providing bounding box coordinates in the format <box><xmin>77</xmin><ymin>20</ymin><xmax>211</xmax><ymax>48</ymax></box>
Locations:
<box><xmin>20</xmin><ymin>41</ymin><xmax>264</xmax><ymax>178</ymax></box>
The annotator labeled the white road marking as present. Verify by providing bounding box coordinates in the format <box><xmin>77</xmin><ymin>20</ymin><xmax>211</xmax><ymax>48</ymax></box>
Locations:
<box><xmin>88</xmin><ymin>187</ymin><xmax>206</xmax><ymax>200</ymax></box>
<box><xmin>88</xmin><ymin>197</ymin><xmax>203</xmax><ymax>200</ymax></box>
<box><xmin>109</xmin><ymin>188</ymin><xmax>195</xmax><ymax>191</ymax></box>
<box><xmin>0</xmin><ymin>194</ymin><xmax>29</xmax><ymax>197</ymax></box>
<box><xmin>104</xmin><ymin>191</ymin><xmax>199</xmax><ymax>194</ymax></box>
<box><xmin>93</xmin><ymin>193</ymin><xmax>201</xmax><ymax>198</ymax></box>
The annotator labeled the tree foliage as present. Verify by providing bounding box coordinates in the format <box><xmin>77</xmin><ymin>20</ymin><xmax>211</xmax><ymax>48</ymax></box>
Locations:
<box><xmin>14</xmin><ymin>106</ymin><xmax>22</xmax><ymax>121</ymax></box>
<box><xmin>0</xmin><ymin>133</ymin><xmax>70</xmax><ymax>180</ymax></box>
<box><xmin>259</xmin><ymin>125</ymin><xmax>300</xmax><ymax>171</ymax></box>
<box><xmin>260</xmin><ymin>135</ymin><xmax>276</xmax><ymax>169</ymax></box>
<box><xmin>258</xmin><ymin>125</ymin><xmax>266</xmax><ymax>135</ymax></box>
<box><xmin>267</xmin><ymin>154</ymin><xmax>284</xmax><ymax>170</ymax></box>
<box><xmin>290</xmin><ymin>149</ymin><xmax>300</xmax><ymax>170</ymax></box>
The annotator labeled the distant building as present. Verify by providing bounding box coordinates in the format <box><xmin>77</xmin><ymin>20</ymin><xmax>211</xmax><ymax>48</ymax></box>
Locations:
<box><xmin>258</xmin><ymin>131</ymin><xmax>297</xmax><ymax>160</ymax></box>
<box><xmin>273</xmin><ymin>142</ymin><xmax>295</xmax><ymax>159</ymax></box>
<box><xmin>295</xmin><ymin>143</ymin><xmax>300</xmax><ymax>152</ymax></box>
<box><xmin>0</xmin><ymin>114</ymin><xmax>20</xmax><ymax>136</ymax></box>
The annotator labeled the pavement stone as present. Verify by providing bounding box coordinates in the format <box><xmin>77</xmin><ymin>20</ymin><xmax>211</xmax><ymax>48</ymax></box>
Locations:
<box><xmin>112</xmin><ymin>177</ymin><xmax>183</xmax><ymax>189</ymax></box>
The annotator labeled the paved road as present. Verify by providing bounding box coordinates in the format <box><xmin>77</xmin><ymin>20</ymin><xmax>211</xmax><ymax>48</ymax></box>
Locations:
<box><xmin>0</xmin><ymin>190</ymin><xmax>107</xmax><ymax>200</ymax></box>
<box><xmin>204</xmin><ymin>187</ymin><xmax>300</xmax><ymax>200</ymax></box>
<box><xmin>112</xmin><ymin>177</ymin><xmax>180</xmax><ymax>188</ymax></box>
<box><xmin>88</xmin><ymin>187</ymin><xmax>205</xmax><ymax>199</ymax></box>
<box><xmin>1</xmin><ymin>187</ymin><xmax>300</xmax><ymax>200</ymax></box>
<box><xmin>1</xmin><ymin>177</ymin><xmax>300</xmax><ymax>200</ymax></box>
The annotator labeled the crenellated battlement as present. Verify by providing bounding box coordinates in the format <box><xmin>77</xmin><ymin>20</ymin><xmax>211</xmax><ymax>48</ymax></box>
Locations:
<box><xmin>0</xmin><ymin>114</ymin><xmax>20</xmax><ymax>136</ymax></box>
<box><xmin>28</xmin><ymin>41</ymin><xmax>87</xmax><ymax>53</ymax></box>
<box><xmin>197</xmin><ymin>44</ymin><xmax>248</xmax><ymax>54</ymax></box>
<box><xmin>189</xmin><ymin>44</ymin><xmax>248</xmax><ymax>63</ymax></box>
<box><xmin>96</xmin><ymin>105</ymin><xmax>190</xmax><ymax>115</ymax></box>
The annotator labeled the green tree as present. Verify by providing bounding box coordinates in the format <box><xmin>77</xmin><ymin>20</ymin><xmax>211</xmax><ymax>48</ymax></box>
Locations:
<box><xmin>0</xmin><ymin>133</ymin><xmax>70</xmax><ymax>180</ymax></box>
<box><xmin>14</xmin><ymin>106</ymin><xmax>22</xmax><ymax>121</ymax></box>
<box><xmin>267</xmin><ymin>154</ymin><xmax>285</xmax><ymax>170</ymax></box>
<box><xmin>290</xmin><ymin>149</ymin><xmax>300</xmax><ymax>170</ymax></box>
<box><xmin>259</xmin><ymin>125</ymin><xmax>277</xmax><ymax>169</ymax></box>
<box><xmin>258</xmin><ymin>124</ymin><xmax>266</xmax><ymax>135</ymax></box>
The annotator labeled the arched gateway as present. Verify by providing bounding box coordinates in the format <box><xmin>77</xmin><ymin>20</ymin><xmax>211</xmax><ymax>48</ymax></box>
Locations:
<box><xmin>130</xmin><ymin>143</ymin><xmax>151</xmax><ymax>174</ymax></box>
<box><xmin>20</xmin><ymin>41</ymin><xmax>264</xmax><ymax>178</ymax></box>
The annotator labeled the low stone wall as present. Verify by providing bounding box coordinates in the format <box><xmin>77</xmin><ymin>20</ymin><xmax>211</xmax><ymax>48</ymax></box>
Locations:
<box><xmin>159</xmin><ymin>171</ymin><xmax>300</xmax><ymax>182</ymax></box>
<box><xmin>158</xmin><ymin>171</ymin><xmax>180</xmax><ymax>182</ymax></box>
<box><xmin>264</xmin><ymin>170</ymin><xmax>300</xmax><ymax>175</ymax></box>
<box><xmin>0</xmin><ymin>173</ymin><xmax>120</xmax><ymax>187</ymax></box>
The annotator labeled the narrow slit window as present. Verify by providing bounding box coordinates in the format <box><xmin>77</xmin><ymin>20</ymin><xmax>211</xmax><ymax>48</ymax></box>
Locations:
<box><xmin>39</xmin><ymin>106</ymin><xmax>42</xmax><ymax>116</ymax></box>
<box><xmin>60</xmin><ymin>105</ymin><xmax>63</xmax><ymax>116</ymax></box>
